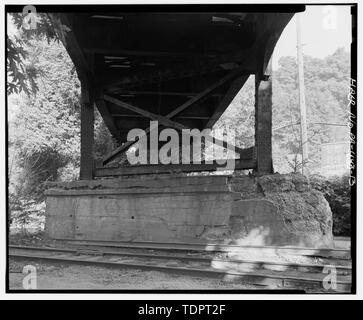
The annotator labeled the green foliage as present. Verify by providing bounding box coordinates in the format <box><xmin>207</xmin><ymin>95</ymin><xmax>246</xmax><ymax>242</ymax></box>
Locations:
<box><xmin>7</xmin><ymin>36</ymin><xmax>37</xmax><ymax>95</ymax></box>
<box><xmin>7</xmin><ymin>13</ymin><xmax>65</xmax><ymax>95</ymax></box>
<box><xmin>272</xmin><ymin>49</ymin><xmax>350</xmax><ymax>173</ymax></box>
<box><xmin>8</xmin><ymin>37</ymin><xmax>81</xmax><ymax>227</ymax></box>
<box><xmin>310</xmin><ymin>174</ymin><xmax>351</xmax><ymax>236</ymax></box>
<box><xmin>9</xmin><ymin>194</ymin><xmax>45</xmax><ymax>231</ymax></box>
<box><xmin>11</xmin><ymin>13</ymin><xmax>59</xmax><ymax>41</ymax></box>
<box><xmin>213</xmin><ymin>49</ymin><xmax>350</xmax><ymax>175</ymax></box>
<box><xmin>94</xmin><ymin>111</ymin><xmax>118</xmax><ymax>160</ymax></box>
<box><xmin>214</xmin><ymin>76</ymin><xmax>255</xmax><ymax>149</ymax></box>
<box><xmin>11</xmin><ymin>39</ymin><xmax>81</xmax><ymax>176</ymax></box>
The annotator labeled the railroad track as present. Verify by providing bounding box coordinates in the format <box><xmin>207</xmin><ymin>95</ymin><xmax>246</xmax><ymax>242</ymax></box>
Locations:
<box><xmin>9</xmin><ymin>240</ymin><xmax>352</xmax><ymax>293</ymax></box>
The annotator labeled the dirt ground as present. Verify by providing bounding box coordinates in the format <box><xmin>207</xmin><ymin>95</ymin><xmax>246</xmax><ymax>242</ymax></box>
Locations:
<box><xmin>7</xmin><ymin>233</ymin><xmax>261</xmax><ymax>290</ymax></box>
<box><xmin>9</xmin><ymin>259</ymin><xmax>259</xmax><ymax>290</ymax></box>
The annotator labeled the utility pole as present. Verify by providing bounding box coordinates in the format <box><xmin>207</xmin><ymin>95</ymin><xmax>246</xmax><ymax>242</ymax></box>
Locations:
<box><xmin>296</xmin><ymin>13</ymin><xmax>309</xmax><ymax>175</ymax></box>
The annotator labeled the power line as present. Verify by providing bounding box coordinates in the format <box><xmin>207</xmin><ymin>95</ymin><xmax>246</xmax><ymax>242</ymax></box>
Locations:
<box><xmin>273</xmin><ymin>121</ymin><xmax>347</xmax><ymax>131</ymax></box>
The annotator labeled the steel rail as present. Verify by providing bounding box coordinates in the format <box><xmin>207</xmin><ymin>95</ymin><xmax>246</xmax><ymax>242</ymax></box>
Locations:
<box><xmin>59</xmin><ymin>239</ymin><xmax>351</xmax><ymax>259</ymax></box>
<box><xmin>8</xmin><ymin>245</ymin><xmax>352</xmax><ymax>274</ymax></box>
<box><xmin>9</xmin><ymin>246</ymin><xmax>352</xmax><ymax>292</ymax></box>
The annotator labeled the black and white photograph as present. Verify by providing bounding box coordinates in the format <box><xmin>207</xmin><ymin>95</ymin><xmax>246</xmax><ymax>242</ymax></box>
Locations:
<box><xmin>3</xmin><ymin>1</ymin><xmax>359</xmax><ymax>301</ymax></box>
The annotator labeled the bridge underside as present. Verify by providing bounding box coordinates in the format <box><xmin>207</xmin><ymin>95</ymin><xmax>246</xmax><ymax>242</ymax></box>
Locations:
<box><xmin>52</xmin><ymin>8</ymin><xmax>303</xmax><ymax>178</ymax></box>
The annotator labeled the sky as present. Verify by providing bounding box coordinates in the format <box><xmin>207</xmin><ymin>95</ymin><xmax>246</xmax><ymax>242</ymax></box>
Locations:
<box><xmin>273</xmin><ymin>5</ymin><xmax>352</xmax><ymax>70</ymax></box>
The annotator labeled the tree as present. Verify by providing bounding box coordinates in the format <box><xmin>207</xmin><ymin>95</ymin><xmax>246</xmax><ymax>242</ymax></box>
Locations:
<box><xmin>215</xmin><ymin>76</ymin><xmax>255</xmax><ymax>149</ymax></box>
<box><xmin>9</xmin><ymin>38</ymin><xmax>81</xmax><ymax>197</ymax></box>
<box><xmin>272</xmin><ymin>49</ymin><xmax>350</xmax><ymax>173</ymax></box>
<box><xmin>209</xmin><ymin>49</ymin><xmax>350</xmax><ymax>174</ymax></box>
<box><xmin>7</xmin><ymin>13</ymin><xmax>67</xmax><ymax>95</ymax></box>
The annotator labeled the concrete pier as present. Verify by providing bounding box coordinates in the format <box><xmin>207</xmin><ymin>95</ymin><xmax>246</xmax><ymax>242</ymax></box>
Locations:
<box><xmin>45</xmin><ymin>173</ymin><xmax>333</xmax><ymax>247</ymax></box>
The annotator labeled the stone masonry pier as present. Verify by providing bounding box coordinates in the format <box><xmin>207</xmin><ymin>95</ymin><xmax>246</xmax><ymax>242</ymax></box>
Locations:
<box><xmin>45</xmin><ymin>173</ymin><xmax>333</xmax><ymax>248</ymax></box>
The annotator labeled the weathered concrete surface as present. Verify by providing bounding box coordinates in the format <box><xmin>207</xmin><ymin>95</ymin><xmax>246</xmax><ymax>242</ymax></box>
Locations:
<box><xmin>45</xmin><ymin>173</ymin><xmax>333</xmax><ymax>247</ymax></box>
